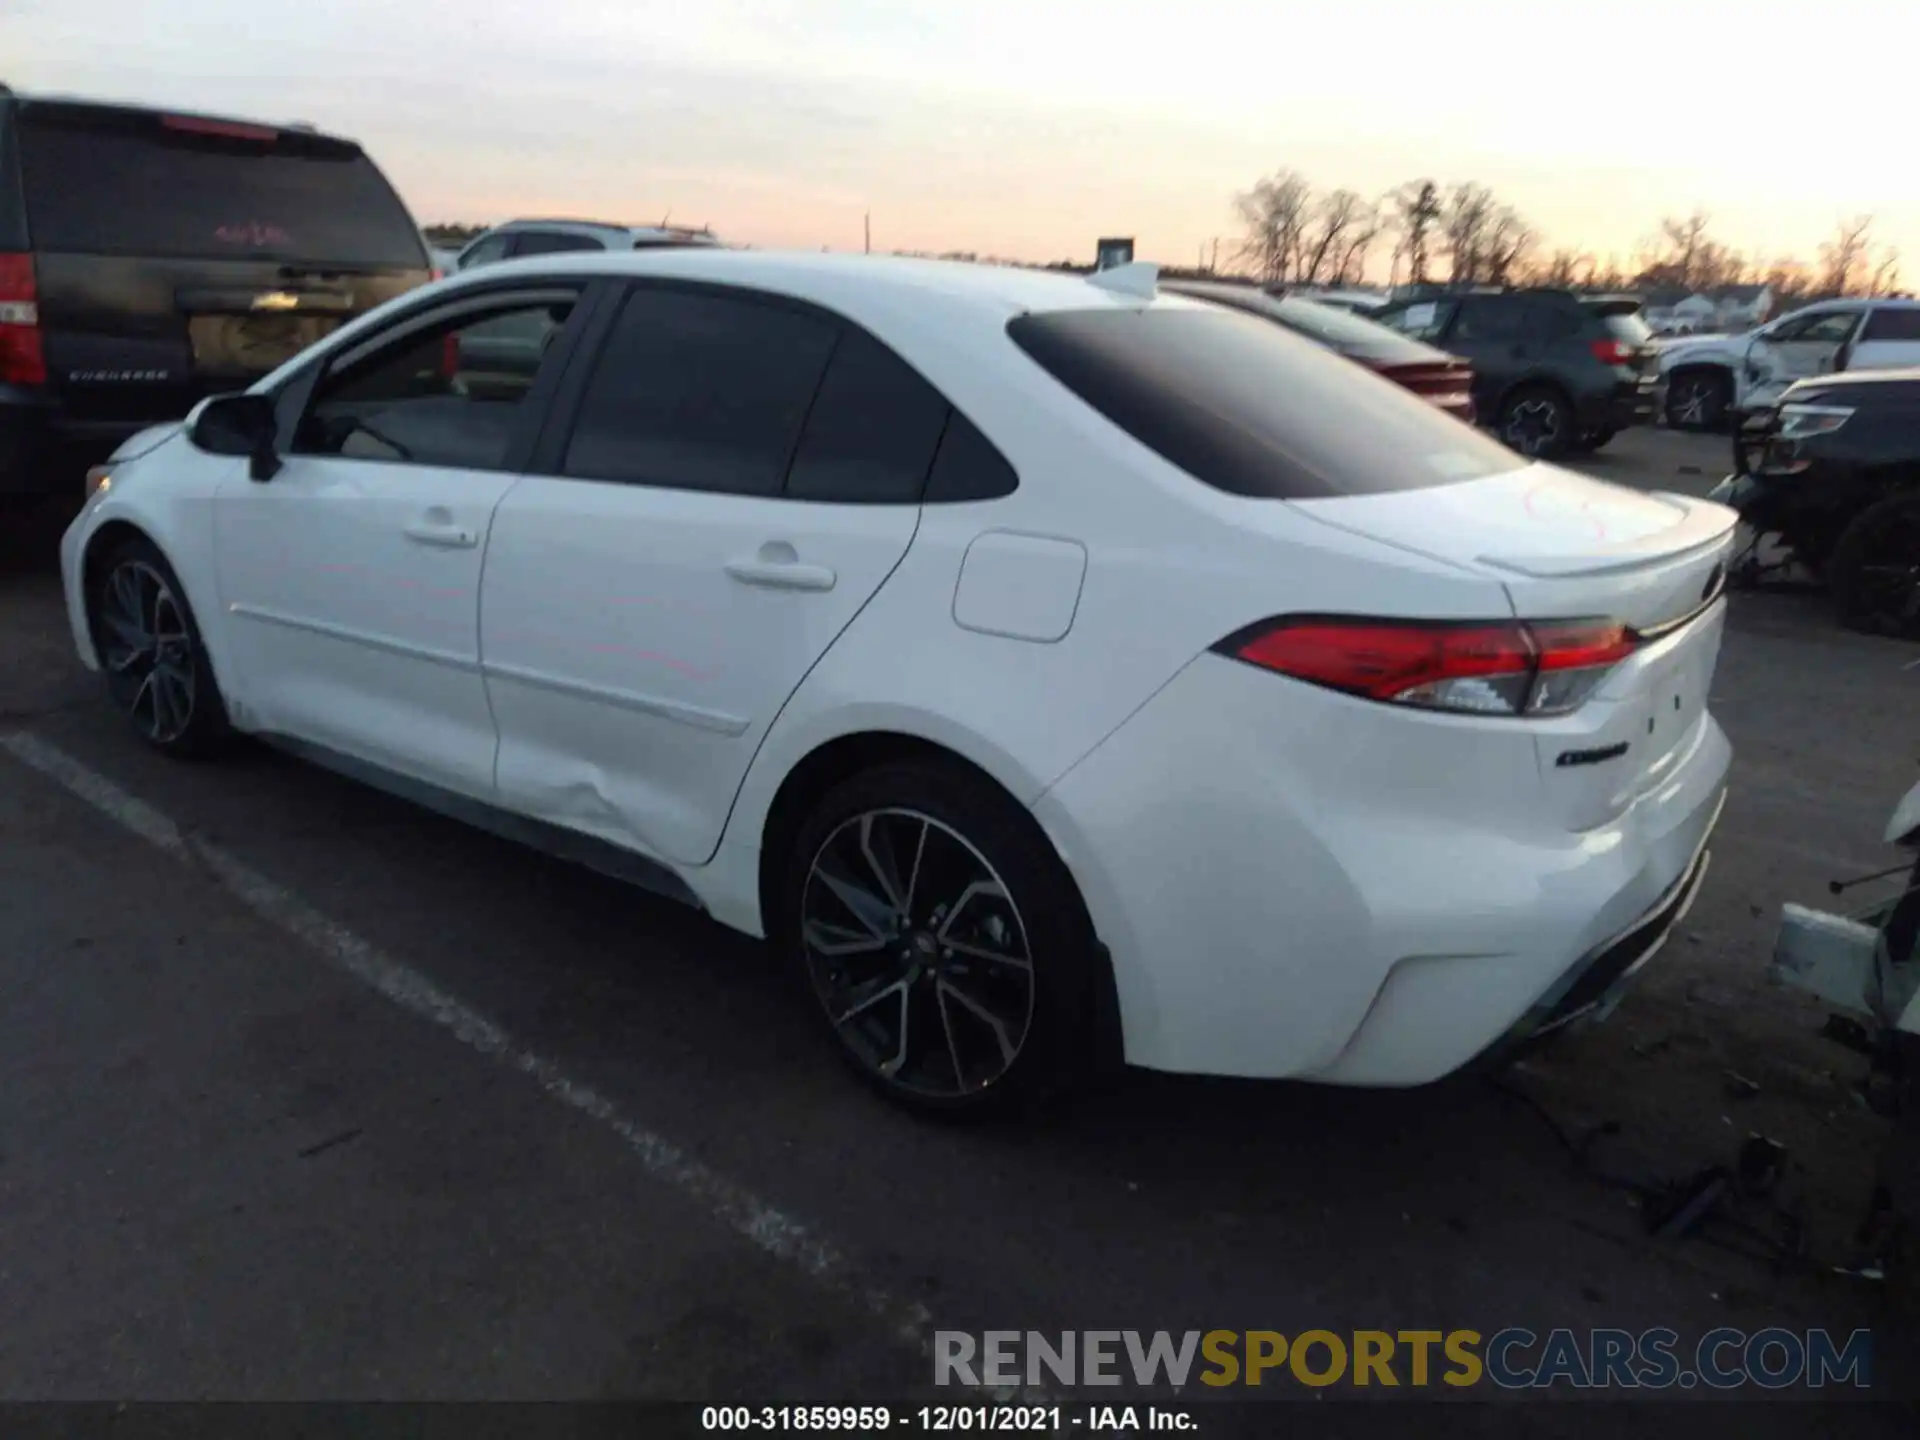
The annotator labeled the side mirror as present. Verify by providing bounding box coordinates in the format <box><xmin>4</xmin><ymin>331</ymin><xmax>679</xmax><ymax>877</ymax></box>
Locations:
<box><xmin>188</xmin><ymin>392</ymin><xmax>281</xmax><ymax>481</ymax></box>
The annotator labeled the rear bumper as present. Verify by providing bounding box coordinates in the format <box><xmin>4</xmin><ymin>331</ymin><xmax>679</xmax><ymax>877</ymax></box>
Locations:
<box><xmin>1591</xmin><ymin>376</ymin><xmax>1660</xmax><ymax>431</ymax></box>
<box><xmin>1031</xmin><ymin>651</ymin><xmax>1735</xmax><ymax>1085</ymax></box>
<box><xmin>1479</xmin><ymin>799</ymin><xmax>1720</xmax><ymax>1065</ymax></box>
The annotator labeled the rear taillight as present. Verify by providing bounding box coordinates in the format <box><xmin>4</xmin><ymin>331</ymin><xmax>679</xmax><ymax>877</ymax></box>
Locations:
<box><xmin>1590</xmin><ymin>338</ymin><xmax>1635</xmax><ymax>366</ymax></box>
<box><xmin>1218</xmin><ymin>616</ymin><xmax>1638</xmax><ymax>717</ymax></box>
<box><xmin>439</xmin><ymin>332</ymin><xmax>460</xmax><ymax>378</ymax></box>
<box><xmin>430</xmin><ymin>266</ymin><xmax>446</xmax><ymax>282</ymax></box>
<box><xmin>0</xmin><ymin>252</ymin><xmax>47</xmax><ymax>386</ymax></box>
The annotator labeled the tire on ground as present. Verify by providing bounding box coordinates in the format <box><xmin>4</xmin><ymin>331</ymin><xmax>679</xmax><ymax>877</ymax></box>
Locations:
<box><xmin>85</xmin><ymin>530</ymin><xmax>232</xmax><ymax>758</ymax></box>
<box><xmin>773</xmin><ymin>757</ymin><xmax>1102</xmax><ymax>1117</ymax></box>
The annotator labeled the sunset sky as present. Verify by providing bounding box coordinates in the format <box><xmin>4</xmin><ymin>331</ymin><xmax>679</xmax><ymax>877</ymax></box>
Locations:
<box><xmin>10</xmin><ymin>0</ymin><xmax>1915</xmax><ymax>279</ymax></box>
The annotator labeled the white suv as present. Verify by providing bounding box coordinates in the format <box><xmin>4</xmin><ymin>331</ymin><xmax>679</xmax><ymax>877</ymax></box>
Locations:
<box><xmin>1659</xmin><ymin>297</ymin><xmax>1920</xmax><ymax>430</ymax></box>
<box><xmin>453</xmin><ymin>218</ymin><xmax>721</xmax><ymax>271</ymax></box>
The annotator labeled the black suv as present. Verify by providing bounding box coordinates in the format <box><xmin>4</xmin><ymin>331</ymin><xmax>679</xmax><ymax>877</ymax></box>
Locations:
<box><xmin>1372</xmin><ymin>288</ymin><xmax>1661</xmax><ymax>459</ymax></box>
<box><xmin>1</xmin><ymin>88</ymin><xmax>432</xmax><ymax>517</ymax></box>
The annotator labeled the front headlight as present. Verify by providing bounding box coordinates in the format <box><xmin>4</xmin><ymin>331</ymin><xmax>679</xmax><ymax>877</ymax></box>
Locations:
<box><xmin>1777</xmin><ymin>402</ymin><xmax>1852</xmax><ymax>439</ymax></box>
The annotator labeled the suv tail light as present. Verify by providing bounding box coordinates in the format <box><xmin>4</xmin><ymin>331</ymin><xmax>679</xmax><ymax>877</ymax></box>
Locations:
<box><xmin>0</xmin><ymin>252</ymin><xmax>47</xmax><ymax>386</ymax></box>
<box><xmin>1590</xmin><ymin>338</ymin><xmax>1635</xmax><ymax>365</ymax></box>
<box><xmin>1217</xmin><ymin>616</ymin><xmax>1638</xmax><ymax>717</ymax></box>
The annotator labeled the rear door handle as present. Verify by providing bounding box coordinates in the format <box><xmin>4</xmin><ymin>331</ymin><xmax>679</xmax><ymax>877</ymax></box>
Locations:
<box><xmin>725</xmin><ymin>559</ymin><xmax>838</xmax><ymax>592</ymax></box>
<box><xmin>404</xmin><ymin>521</ymin><xmax>478</xmax><ymax>549</ymax></box>
<box><xmin>725</xmin><ymin>541</ymin><xmax>836</xmax><ymax>592</ymax></box>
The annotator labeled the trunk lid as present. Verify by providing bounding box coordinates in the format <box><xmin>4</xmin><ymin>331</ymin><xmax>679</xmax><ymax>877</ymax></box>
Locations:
<box><xmin>1290</xmin><ymin>464</ymin><xmax>1736</xmax><ymax>830</ymax></box>
<box><xmin>1290</xmin><ymin>463</ymin><xmax>1735</xmax><ymax>632</ymax></box>
<box><xmin>15</xmin><ymin>100</ymin><xmax>430</xmax><ymax>428</ymax></box>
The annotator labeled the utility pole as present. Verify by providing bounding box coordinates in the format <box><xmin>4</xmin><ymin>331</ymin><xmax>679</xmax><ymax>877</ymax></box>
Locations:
<box><xmin>1210</xmin><ymin>237</ymin><xmax>1220</xmax><ymax>272</ymax></box>
<box><xmin>864</xmin><ymin>212</ymin><xmax>871</xmax><ymax>255</ymax></box>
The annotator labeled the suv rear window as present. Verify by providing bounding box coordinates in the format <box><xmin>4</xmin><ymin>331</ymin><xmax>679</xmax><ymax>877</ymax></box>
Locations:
<box><xmin>16</xmin><ymin>113</ymin><xmax>427</xmax><ymax>268</ymax></box>
<box><xmin>1007</xmin><ymin>306</ymin><xmax>1519</xmax><ymax>499</ymax></box>
<box><xmin>1598</xmin><ymin>312</ymin><xmax>1653</xmax><ymax>346</ymax></box>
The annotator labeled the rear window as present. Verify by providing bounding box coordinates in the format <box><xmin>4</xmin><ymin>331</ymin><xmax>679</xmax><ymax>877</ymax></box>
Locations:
<box><xmin>16</xmin><ymin>114</ymin><xmax>427</xmax><ymax>268</ymax></box>
<box><xmin>1008</xmin><ymin>306</ymin><xmax>1521</xmax><ymax>500</ymax></box>
<box><xmin>1598</xmin><ymin>312</ymin><xmax>1653</xmax><ymax>346</ymax></box>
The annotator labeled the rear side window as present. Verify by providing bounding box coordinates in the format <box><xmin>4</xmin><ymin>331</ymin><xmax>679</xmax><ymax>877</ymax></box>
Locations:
<box><xmin>1009</xmin><ymin>306</ymin><xmax>1521</xmax><ymax>499</ymax></box>
<box><xmin>563</xmin><ymin>287</ymin><xmax>837</xmax><ymax>496</ymax></box>
<box><xmin>1862</xmin><ymin>308</ymin><xmax>1920</xmax><ymax>343</ymax></box>
<box><xmin>1451</xmin><ymin>298</ymin><xmax>1530</xmax><ymax>342</ymax></box>
<box><xmin>16</xmin><ymin>113</ymin><xmax>426</xmax><ymax>267</ymax></box>
<box><xmin>924</xmin><ymin>411</ymin><xmax>1019</xmax><ymax>503</ymax></box>
<box><xmin>513</xmin><ymin>231</ymin><xmax>605</xmax><ymax>258</ymax></box>
<box><xmin>786</xmin><ymin>329</ymin><xmax>950</xmax><ymax>504</ymax></box>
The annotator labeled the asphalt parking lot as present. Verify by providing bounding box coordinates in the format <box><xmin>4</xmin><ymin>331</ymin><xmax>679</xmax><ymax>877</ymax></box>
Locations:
<box><xmin>3</xmin><ymin>425</ymin><xmax>1919</xmax><ymax>1418</ymax></box>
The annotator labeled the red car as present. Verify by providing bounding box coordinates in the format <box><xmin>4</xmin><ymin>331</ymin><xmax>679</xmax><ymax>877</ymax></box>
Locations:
<box><xmin>1165</xmin><ymin>280</ymin><xmax>1476</xmax><ymax>424</ymax></box>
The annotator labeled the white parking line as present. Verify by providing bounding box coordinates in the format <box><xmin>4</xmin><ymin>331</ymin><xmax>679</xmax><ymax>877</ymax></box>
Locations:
<box><xmin>0</xmin><ymin>729</ymin><xmax>945</xmax><ymax>1369</ymax></box>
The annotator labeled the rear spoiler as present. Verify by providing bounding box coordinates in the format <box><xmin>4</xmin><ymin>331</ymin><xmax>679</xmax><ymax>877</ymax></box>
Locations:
<box><xmin>1579</xmin><ymin>295</ymin><xmax>1646</xmax><ymax>317</ymax></box>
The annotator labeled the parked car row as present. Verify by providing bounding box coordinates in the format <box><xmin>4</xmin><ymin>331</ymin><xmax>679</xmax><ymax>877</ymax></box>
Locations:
<box><xmin>1370</xmin><ymin>287</ymin><xmax>1662</xmax><ymax>459</ymax></box>
<box><xmin>1659</xmin><ymin>297</ymin><xmax>1920</xmax><ymax>433</ymax></box>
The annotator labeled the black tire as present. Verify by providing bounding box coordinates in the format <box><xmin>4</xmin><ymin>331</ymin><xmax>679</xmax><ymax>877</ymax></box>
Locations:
<box><xmin>775</xmin><ymin>759</ymin><xmax>1100</xmax><ymax>1117</ymax></box>
<box><xmin>1497</xmin><ymin>385</ymin><xmax>1575</xmax><ymax>460</ymax></box>
<box><xmin>1827</xmin><ymin>494</ymin><xmax>1920</xmax><ymax>638</ymax></box>
<box><xmin>1665</xmin><ymin>368</ymin><xmax>1732</xmax><ymax>432</ymax></box>
<box><xmin>1571</xmin><ymin>426</ymin><xmax>1616</xmax><ymax>454</ymax></box>
<box><xmin>85</xmin><ymin>532</ymin><xmax>231</xmax><ymax>758</ymax></box>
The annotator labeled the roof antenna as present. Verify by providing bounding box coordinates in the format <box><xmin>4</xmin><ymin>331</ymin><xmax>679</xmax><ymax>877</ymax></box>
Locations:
<box><xmin>1087</xmin><ymin>261</ymin><xmax>1159</xmax><ymax>300</ymax></box>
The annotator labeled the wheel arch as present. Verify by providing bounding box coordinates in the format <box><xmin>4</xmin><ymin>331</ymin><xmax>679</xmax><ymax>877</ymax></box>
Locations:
<box><xmin>78</xmin><ymin>515</ymin><xmax>233</xmax><ymax>699</ymax></box>
<box><xmin>744</xmin><ymin>721</ymin><xmax>1125</xmax><ymax>1076</ymax></box>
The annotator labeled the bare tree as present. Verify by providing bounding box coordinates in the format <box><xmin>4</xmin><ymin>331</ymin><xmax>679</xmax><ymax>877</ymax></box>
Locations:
<box><xmin>1442</xmin><ymin>182</ymin><xmax>1496</xmax><ymax>284</ymax></box>
<box><xmin>1870</xmin><ymin>248</ymin><xmax>1903</xmax><ymax>296</ymax></box>
<box><xmin>1234</xmin><ymin>169</ymin><xmax>1314</xmax><ymax>284</ymax></box>
<box><xmin>1483</xmin><ymin>206</ymin><xmax>1537</xmax><ymax>286</ymax></box>
<box><xmin>1819</xmin><ymin>215</ymin><xmax>1875</xmax><ymax>296</ymax></box>
<box><xmin>1530</xmin><ymin>248</ymin><xmax>1590</xmax><ymax>288</ymax></box>
<box><xmin>1387</xmin><ymin>180</ymin><xmax>1444</xmax><ymax>286</ymax></box>
<box><xmin>1335</xmin><ymin>202</ymin><xmax>1384</xmax><ymax>286</ymax></box>
<box><xmin>1299</xmin><ymin>189</ymin><xmax>1371</xmax><ymax>285</ymax></box>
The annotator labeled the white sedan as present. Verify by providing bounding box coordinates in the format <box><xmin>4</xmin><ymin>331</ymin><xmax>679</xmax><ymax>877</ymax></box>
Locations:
<box><xmin>60</xmin><ymin>250</ymin><xmax>1735</xmax><ymax>1113</ymax></box>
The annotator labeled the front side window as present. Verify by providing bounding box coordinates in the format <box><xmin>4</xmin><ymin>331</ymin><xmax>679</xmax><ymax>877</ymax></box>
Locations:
<box><xmin>1376</xmin><ymin>299</ymin><xmax>1457</xmax><ymax>341</ymax></box>
<box><xmin>1767</xmin><ymin>310</ymin><xmax>1860</xmax><ymax>345</ymax></box>
<box><xmin>562</xmin><ymin>287</ymin><xmax>838</xmax><ymax>496</ymax></box>
<box><xmin>293</xmin><ymin>292</ymin><xmax>577</xmax><ymax>470</ymax></box>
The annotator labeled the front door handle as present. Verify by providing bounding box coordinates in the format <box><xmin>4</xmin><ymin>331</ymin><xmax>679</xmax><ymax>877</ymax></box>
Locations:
<box><xmin>404</xmin><ymin>521</ymin><xmax>478</xmax><ymax>549</ymax></box>
<box><xmin>725</xmin><ymin>541</ymin><xmax>836</xmax><ymax>592</ymax></box>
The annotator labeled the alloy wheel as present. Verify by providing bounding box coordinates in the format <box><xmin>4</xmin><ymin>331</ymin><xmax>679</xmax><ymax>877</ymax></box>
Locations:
<box><xmin>98</xmin><ymin>560</ymin><xmax>198</xmax><ymax>745</ymax></box>
<box><xmin>1503</xmin><ymin>398</ymin><xmax>1563</xmax><ymax>457</ymax></box>
<box><xmin>1671</xmin><ymin>379</ymin><xmax>1712</xmax><ymax>428</ymax></box>
<box><xmin>800</xmin><ymin>808</ymin><xmax>1036</xmax><ymax>1098</ymax></box>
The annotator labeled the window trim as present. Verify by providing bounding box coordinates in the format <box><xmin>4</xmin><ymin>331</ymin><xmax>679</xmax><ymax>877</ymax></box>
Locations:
<box><xmin>279</xmin><ymin>276</ymin><xmax>611</xmax><ymax>474</ymax></box>
<box><xmin>525</xmin><ymin>276</ymin><xmax>1018</xmax><ymax>505</ymax></box>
